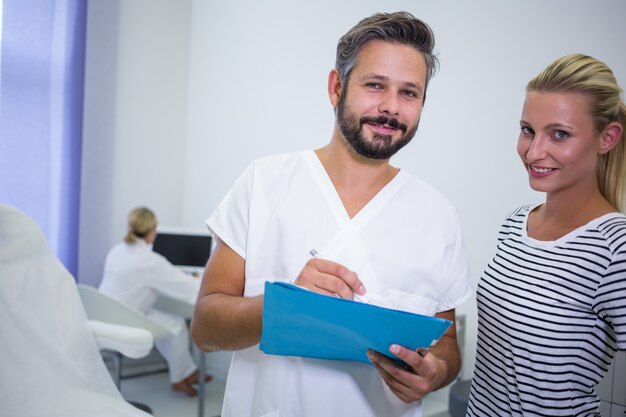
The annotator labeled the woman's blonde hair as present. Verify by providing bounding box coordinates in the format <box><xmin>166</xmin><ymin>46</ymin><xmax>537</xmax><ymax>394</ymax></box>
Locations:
<box><xmin>124</xmin><ymin>207</ymin><xmax>157</xmax><ymax>244</ymax></box>
<box><xmin>527</xmin><ymin>53</ymin><xmax>626</xmax><ymax>212</ymax></box>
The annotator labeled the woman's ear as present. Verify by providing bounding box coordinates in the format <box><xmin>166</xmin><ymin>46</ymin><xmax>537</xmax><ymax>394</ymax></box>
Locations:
<box><xmin>599</xmin><ymin>122</ymin><xmax>623</xmax><ymax>154</ymax></box>
<box><xmin>328</xmin><ymin>68</ymin><xmax>343</xmax><ymax>107</ymax></box>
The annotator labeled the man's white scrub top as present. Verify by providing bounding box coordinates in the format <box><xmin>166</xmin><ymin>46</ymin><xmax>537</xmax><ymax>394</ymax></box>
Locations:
<box><xmin>207</xmin><ymin>150</ymin><xmax>473</xmax><ymax>417</ymax></box>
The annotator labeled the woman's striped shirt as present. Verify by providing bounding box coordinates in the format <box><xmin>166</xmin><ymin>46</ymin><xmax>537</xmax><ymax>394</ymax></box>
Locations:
<box><xmin>467</xmin><ymin>204</ymin><xmax>626</xmax><ymax>416</ymax></box>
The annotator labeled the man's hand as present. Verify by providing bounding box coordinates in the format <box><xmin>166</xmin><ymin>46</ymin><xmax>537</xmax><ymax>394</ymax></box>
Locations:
<box><xmin>367</xmin><ymin>344</ymin><xmax>447</xmax><ymax>403</ymax></box>
<box><xmin>294</xmin><ymin>257</ymin><xmax>366</xmax><ymax>300</ymax></box>
<box><xmin>367</xmin><ymin>309</ymin><xmax>460</xmax><ymax>402</ymax></box>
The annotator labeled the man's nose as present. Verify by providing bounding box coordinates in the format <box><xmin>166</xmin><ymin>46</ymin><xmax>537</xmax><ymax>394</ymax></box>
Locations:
<box><xmin>378</xmin><ymin>91</ymin><xmax>400</xmax><ymax>116</ymax></box>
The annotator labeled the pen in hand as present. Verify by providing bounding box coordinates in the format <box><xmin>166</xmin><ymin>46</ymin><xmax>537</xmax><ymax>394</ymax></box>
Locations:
<box><xmin>308</xmin><ymin>249</ymin><xmax>371</xmax><ymax>304</ymax></box>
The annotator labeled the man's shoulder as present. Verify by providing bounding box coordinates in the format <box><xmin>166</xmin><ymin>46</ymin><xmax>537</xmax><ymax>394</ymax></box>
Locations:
<box><xmin>251</xmin><ymin>150</ymin><xmax>310</xmax><ymax>168</ymax></box>
<box><xmin>244</xmin><ymin>150</ymin><xmax>313</xmax><ymax>181</ymax></box>
<box><xmin>399</xmin><ymin>171</ymin><xmax>457</xmax><ymax>213</ymax></box>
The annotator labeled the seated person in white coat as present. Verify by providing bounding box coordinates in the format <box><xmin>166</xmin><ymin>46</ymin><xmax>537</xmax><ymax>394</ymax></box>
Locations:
<box><xmin>191</xmin><ymin>11</ymin><xmax>472</xmax><ymax>417</ymax></box>
<box><xmin>99</xmin><ymin>206</ymin><xmax>211</xmax><ymax>396</ymax></box>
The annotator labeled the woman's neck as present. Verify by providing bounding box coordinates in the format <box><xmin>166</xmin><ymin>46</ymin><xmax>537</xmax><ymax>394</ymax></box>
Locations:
<box><xmin>528</xmin><ymin>189</ymin><xmax>616</xmax><ymax>240</ymax></box>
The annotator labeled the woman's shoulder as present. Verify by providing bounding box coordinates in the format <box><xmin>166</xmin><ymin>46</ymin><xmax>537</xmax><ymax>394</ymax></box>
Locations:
<box><xmin>594</xmin><ymin>212</ymin><xmax>626</xmax><ymax>254</ymax></box>
<box><xmin>501</xmin><ymin>204</ymin><xmax>535</xmax><ymax>227</ymax></box>
<box><xmin>506</xmin><ymin>204</ymin><xmax>536</xmax><ymax>220</ymax></box>
<box><xmin>494</xmin><ymin>204</ymin><xmax>536</xmax><ymax>240</ymax></box>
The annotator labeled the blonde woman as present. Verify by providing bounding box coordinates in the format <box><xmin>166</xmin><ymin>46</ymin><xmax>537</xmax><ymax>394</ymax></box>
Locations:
<box><xmin>99</xmin><ymin>207</ymin><xmax>211</xmax><ymax>396</ymax></box>
<box><xmin>468</xmin><ymin>54</ymin><xmax>626</xmax><ymax>416</ymax></box>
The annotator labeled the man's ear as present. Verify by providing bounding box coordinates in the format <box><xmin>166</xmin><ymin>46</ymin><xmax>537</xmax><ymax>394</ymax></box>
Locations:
<box><xmin>599</xmin><ymin>122</ymin><xmax>623</xmax><ymax>154</ymax></box>
<box><xmin>328</xmin><ymin>68</ymin><xmax>342</xmax><ymax>107</ymax></box>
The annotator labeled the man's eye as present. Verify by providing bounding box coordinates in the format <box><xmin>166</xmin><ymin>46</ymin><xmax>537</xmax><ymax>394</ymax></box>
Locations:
<box><xmin>402</xmin><ymin>90</ymin><xmax>418</xmax><ymax>99</ymax></box>
<box><xmin>365</xmin><ymin>82</ymin><xmax>383</xmax><ymax>89</ymax></box>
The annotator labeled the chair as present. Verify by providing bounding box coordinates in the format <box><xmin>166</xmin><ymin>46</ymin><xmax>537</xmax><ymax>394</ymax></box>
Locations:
<box><xmin>0</xmin><ymin>203</ymin><xmax>151</xmax><ymax>417</ymax></box>
<box><xmin>88</xmin><ymin>320</ymin><xmax>154</xmax><ymax>363</ymax></box>
<box><xmin>77</xmin><ymin>284</ymin><xmax>173</xmax><ymax>388</ymax></box>
<box><xmin>87</xmin><ymin>319</ymin><xmax>157</xmax><ymax>414</ymax></box>
<box><xmin>79</xmin><ymin>286</ymin><xmax>211</xmax><ymax>417</ymax></box>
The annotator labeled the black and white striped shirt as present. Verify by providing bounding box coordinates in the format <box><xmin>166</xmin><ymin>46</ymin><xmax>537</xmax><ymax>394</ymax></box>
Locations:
<box><xmin>467</xmin><ymin>204</ymin><xmax>626</xmax><ymax>416</ymax></box>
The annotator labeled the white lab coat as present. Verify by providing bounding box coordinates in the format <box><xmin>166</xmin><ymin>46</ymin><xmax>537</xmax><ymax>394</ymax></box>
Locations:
<box><xmin>0</xmin><ymin>204</ymin><xmax>149</xmax><ymax>417</ymax></box>
<box><xmin>207</xmin><ymin>151</ymin><xmax>473</xmax><ymax>417</ymax></box>
<box><xmin>99</xmin><ymin>240</ymin><xmax>201</xmax><ymax>382</ymax></box>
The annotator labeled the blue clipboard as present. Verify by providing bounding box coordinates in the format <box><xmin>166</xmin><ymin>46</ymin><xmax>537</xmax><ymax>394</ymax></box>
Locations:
<box><xmin>260</xmin><ymin>281</ymin><xmax>451</xmax><ymax>365</ymax></box>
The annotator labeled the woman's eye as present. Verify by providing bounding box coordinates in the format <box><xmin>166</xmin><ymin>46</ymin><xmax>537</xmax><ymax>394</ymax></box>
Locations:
<box><xmin>520</xmin><ymin>126</ymin><xmax>534</xmax><ymax>135</ymax></box>
<box><xmin>553</xmin><ymin>130</ymin><xmax>569</xmax><ymax>140</ymax></box>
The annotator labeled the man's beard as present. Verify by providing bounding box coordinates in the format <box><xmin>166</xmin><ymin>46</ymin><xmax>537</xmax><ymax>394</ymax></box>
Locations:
<box><xmin>336</xmin><ymin>93</ymin><xmax>419</xmax><ymax>160</ymax></box>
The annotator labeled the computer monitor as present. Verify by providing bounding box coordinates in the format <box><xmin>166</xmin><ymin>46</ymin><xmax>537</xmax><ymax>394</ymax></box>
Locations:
<box><xmin>152</xmin><ymin>231</ymin><xmax>212</xmax><ymax>269</ymax></box>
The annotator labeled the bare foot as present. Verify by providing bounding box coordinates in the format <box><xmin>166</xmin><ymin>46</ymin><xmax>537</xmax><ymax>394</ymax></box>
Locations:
<box><xmin>171</xmin><ymin>379</ymin><xmax>198</xmax><ymax>397</ymax></box>
<box><xmin>185</xmin><ymin>369</ymin><xmax>213</xmax><ymax>384</ymax></box>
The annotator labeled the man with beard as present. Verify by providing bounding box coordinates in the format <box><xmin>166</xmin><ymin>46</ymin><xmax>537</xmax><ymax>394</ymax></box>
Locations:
<box><xmin>191</xmin><ymin>11</ymin><xmax>472</xmax><ymax>417</ymax></box>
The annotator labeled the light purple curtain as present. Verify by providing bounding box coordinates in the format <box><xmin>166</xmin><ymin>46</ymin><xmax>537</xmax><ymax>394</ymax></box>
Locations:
<box><xmin>0</xmin><ymin>0</ymin><xmax>87</xmax><ymax>277</ymax></box>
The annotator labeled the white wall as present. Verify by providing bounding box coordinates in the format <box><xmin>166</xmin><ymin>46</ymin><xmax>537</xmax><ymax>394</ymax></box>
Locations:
<box><xmin>81</xmin><ymin>0</ymin><xmax>626</xmax><ymax>380</ymax></box>
<box><xmin>80</xmin><ymin>0</ymin><xmax>192</xmax><ymax>285</ymax></box>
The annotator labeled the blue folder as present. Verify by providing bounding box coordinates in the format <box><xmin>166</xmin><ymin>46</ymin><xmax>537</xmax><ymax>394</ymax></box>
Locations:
<box><xmin>260</xmin><ymin>281</ymin><xmax>451</xmax><ymax>365</ymax></box>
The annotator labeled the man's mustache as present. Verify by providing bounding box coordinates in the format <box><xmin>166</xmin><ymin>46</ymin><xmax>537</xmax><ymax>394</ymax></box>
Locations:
<box><xmin>359</xmin><ymin>115</ymin><xmax>407</xmax><ymax>134</ymax></box>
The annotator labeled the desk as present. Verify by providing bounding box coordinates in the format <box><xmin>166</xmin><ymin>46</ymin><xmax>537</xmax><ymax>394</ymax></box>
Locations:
<box><xmin>153</xmin><ymin>295</ymin><xmax>209</xmax><ymax>417</ymax></box>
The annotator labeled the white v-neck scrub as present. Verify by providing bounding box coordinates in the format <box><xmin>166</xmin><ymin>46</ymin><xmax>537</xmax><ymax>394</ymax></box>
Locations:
<box><xmin>207</xmin><ymin>150</ymin><xmax>473</xmax><ymax>417</ymax></box>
